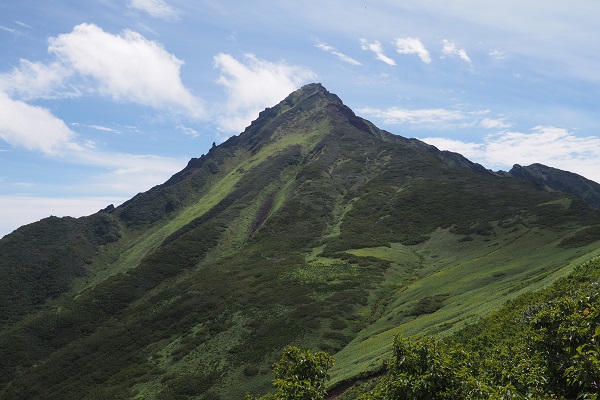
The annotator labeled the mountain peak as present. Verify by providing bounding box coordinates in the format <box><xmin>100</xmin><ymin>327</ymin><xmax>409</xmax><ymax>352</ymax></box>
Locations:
<box><xmin>250</xmin><ymin>82</ymin><xmax>345</xmax><ymax>122</ymax></box>
<box><xmin>163</xmin><ymin>84</ymin><xmax>371</xmax><ymax>186</ymax></box>
<box><xmin>283</xmin><ymin>82</ymin><xmax>343</xmax><ymax>106</ymax></box>
<box><xmin>230</xmin><ymin>82</ymin><xmax>382</xmax><ymax>149</ymax></box>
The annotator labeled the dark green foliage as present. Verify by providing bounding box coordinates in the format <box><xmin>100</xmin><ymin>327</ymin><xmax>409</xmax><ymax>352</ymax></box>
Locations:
<box><xmin>326</xmin><ymin>164</ymin><xmax>589</xmax><ymax>251</ymax></box>
<box><xmin>560</xmin><ymin>225</ymin><xmax>600</xmax><ymax>248</ymax></box>
<box><xmin>118</xmin><ymin>187</ymin><xmax>184</xmax><ymax>226</ymax></box>
<box><xmin>409</xmin><ymin>295</ymin><xmax>448</xmax><ymax>317</ymax></box>
<box><xmin>0</xmin><ymin>214</ymin><xmax>120</xmax><ymax>327</ymax></box>
<box><xmin>359</xmin><ymin>336</ymin><xmax>471</xmax><ymax>399</ymax></box>
<box><xmin>360</xmin><ymin>333</ymin><xmax>539</xmax><ymax>399</ymax></box>
<box><xmin>0</xmin><ymin>213</ymin><xmax>224</xmax><ymax>395</ymax></box>
<box><xmin>158</xmin><ymin>371</ymin><xmax>220</xmax><ymax>399</ymax></box>
<box><xmin>247</xmin><ymin>346</ymin><xmax>334</xmax><ymax>400</ymax></box>
<box><xmin>530</xmin><ymin>281</ymin><xmax>600</xmax><ymax>397</ymax></box>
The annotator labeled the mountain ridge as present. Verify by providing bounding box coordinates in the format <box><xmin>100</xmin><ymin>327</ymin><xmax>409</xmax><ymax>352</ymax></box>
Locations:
<box><xmin>508</xmin><ymin>162</ymin><xmax>600</xmax><ymax>209</ymax></box>
<box><xmin>112</xmin><ymin>83</ymin><xmax>598</xmax><ymax>214</ymax></box>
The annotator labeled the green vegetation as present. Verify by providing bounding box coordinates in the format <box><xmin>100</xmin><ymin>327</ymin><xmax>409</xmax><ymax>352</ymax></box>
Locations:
<box><xmin>0</xmin><ymin>213</ymin><xmax>120</xmax><ymax>327</ymax></box>
<box><xmin>260</xmin><ymin>258</ymin><xmax>600</xmax><ymax>399</ymax></box>
<box><xmin>1</xmin><ymin>83</ymin><xmax>600</xmax><ymax>399</ymax></box>
<box><xmin>246</xmin><ymin>346</ymin><xmax>334</xmax><ymax>400</ymax></box>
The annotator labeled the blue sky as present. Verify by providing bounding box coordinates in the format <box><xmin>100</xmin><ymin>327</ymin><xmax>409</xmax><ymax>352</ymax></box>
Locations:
<box><xmin>1</xmin><ymin>0</ymin><xmax>600</xmax><ymax>237</ymax></box>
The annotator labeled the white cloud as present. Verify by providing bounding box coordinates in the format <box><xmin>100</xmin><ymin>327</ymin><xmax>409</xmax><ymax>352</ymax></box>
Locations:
<box><xmin>420</xmin><ymin>126</ymin><xmax>600</xmax><ymax>183</ymax></box>
<box><xmin>0</xmin><ymin>59</ymin><xmax>74</xmax><ymax>100</ymax></box>
<box><xmin>0</xmin><ymin>91</ymin><xmax>76</xmax><ymax>155</ymax></box>
<box><xmin>48</xmin><ymin>23</ymin><xmax>203</xmax><ymax>118</ymax></box>
<box><xmin>70</xmin><ymin>123</ymin><xmax>121</xmax><ymax>133</ymax></box>
<box><xmin>0</xmin><ymin>87</ymin><xmax>186</xmax><ymax>200</ymax></box>
<box><xmin>315</xmin><ymin>40</ymin><xmax>362</xmax><ymax>66</ymax></box>
<box><xmin>358</xmin><ymin>107</ymin><xmax>484</xmax><ymax>127</ymax></box>
<box><xmin>419</xmin><ymin>137</ymin><xmax>484</xmax><ymax>160</ymax></box>
<box><xmin>393</xmin><ymin>37</ymin><xmax>431</xmax><ymax>64</ymax></box>
<box><xmin>87</xmin><ymin>125</ymin><xmax>119</xmax><ymax>133</ymax></box>
<box><xmin>360</xmin><ymin>39</ymin><xmax>396</xmax><ymax>66</ymax></box>
<box><xmin>128</xmin><ymin>0</ymin><xmax>178</xmax><ymax>20</ymax></box>
<box><xmin>177</xmin><ymin>123</ymin><xmax>200</xmax><ymax>138</ymax></box>
<box><xmin>483</xmin><ymin>127</ymin><xmax>600</xmax><ymax>168</ymax></box>
<box><xmin>13</xmin><ymin>21</ymin><xmax>31</xmax><ymax>29</ymax></box>
<box><xmin>0</xmin><ymin>25</ymin><xmax>17</xmax><ymax>34</ymax></box>
<box><xmin>441</xmin><ymin>39</ymin><xmax>472</xmax><ymax>64</ymax></box>
<box><xmin>214</xmin><ymin>53</ymin><xmax>317</xmax><ymax>132</ymax></box>
<box><xmin>359</xmin><ymin>106</ymin><xmax>513</xmax><ymax>131</ymax></box>
<box><xmin>479</xmin><ymin>117</ymin><xmax>511</xmax><ymax>130</ymax></box>
<box><xmin>489</xmin><ymin>49</ymin><xmax>506</xmax><ymax>60</ymax></box>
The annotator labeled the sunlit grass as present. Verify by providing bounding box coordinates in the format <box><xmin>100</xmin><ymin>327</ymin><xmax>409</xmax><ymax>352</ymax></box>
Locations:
<box><xmin>329</xmin><ymin>227</ymin><xmax>600</xmax><ymax>385</ymax></box>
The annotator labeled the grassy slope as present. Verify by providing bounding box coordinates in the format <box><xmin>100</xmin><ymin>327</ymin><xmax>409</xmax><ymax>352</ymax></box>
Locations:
<box><xmin>74</xmin><ymin>120</ymin><xmax>328</xmax><ymax>292</ymax></box>
<box><xmin>330</xmin><ymin>227</ymin><xmax>600</xmax><ymax>385</ymax></box>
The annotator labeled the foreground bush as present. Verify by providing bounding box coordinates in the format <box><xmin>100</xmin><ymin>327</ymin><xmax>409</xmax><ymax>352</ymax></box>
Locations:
<box><xmin>247</xmin><ymin>346</ymin><xmax>334</xmax><ymax>400</ymax></box>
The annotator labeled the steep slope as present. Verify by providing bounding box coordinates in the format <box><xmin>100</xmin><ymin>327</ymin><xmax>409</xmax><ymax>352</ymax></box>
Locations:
<box><xmin>1</xmin><ymin>84</ymin><xmax>600</xmax><ymax>399</ymax></box>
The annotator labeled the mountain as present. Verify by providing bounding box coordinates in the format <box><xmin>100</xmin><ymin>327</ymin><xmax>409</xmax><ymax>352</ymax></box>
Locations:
<box><xmin>1</xmin><ymin>83</ymin><xmax>600</xmax><ymax>399</ymax></box>
<box><xmin>508</xmin><ymin>163</ymin><xmax>600</xmax><ymax>209</ymax></box>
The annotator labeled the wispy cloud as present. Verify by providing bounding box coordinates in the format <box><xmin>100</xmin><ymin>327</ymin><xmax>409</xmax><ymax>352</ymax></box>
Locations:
<box><xmin>479</xmin><ymin>117</ymin><xmax>511</xmax><ymax>130</ymax></box>
<box><xmin>358</xmin><ymin>106</ymin><xmax>491</xmax><ymax>129</ymax></box>
<box><xmin>13</xmin><ymin>21</ymin><xmax>31</xmax><ymax>29</ymax></box>
<box><xmin>0</xmin><ymin>86</ymin><xmax>186</xmax><ymax>191</ymax></box>
<box><xmin>177</xmin><ymin>123</ymin><xmax>200</xmax><ymax>138</ymax></box>
<box><xmin>48</xmin><ymin>23</ymin><xmax>203</xmax><ymax>118</ymax></box>
<box><xmin>88</xmin><ymin>125</ymin><xmax>118</xmax><ymax>133</ymax></box>
<box><xmin>0</xmin><ymin>91</ymin><xmax>76</xmax><ymax>155</ymax></box>
<box><xmin>315</xmin><ymin>40</ymin><xmax>362</xmax><ymax>66</ymax></box>
<box><xmin>0</xmin><ymin>25</ymin><xmax>17</xmax><ymax>34</ymax></box>
<box><xmin>128</xmin><ymin>0</ymin><xmax>178</xmax><ymax>20</ymax></box>
<box><xmin>418</xmin><ymin>137</ymin><xmax>484</xmax><ymax>160</ymax></box>
<box><xmin>0</xmin><ymin>59</ymin><xmax>74</xmax><ymax>100</ymax></box>
<box><xmin>420</xmin><ymin>126</ymin><xmax>600</xmax><ymax>183</ymax></box>
<box><xmin>71</xmin><ymin>123</ymin><xmax>121</xmax><ymax>133</ymax></box>
<box><xmin>214</xmin><ymin>53</ymin><xmax>317</xmax><ymax>133</ymax></box>
<box><xmin>393</xmin><ymin>37</ymin><xmax>431</xmax><ymax>64</ymax></box>
<box><xmin>359</xmin><ymin>39</ymin><xmax>396</xmax><ymax>66</ymax></box>
<box><xmin>360</xmin><ymin>107</ymin><xmax>465</xmax><ymax>125</ymax></box>
<box><xmin>68</xmin><ymin>149</ymin><xmax>187</xmax><ymax>194</ymax></box>
<box><xmin>0</xmin><ymin>80</ymin><xmax>187</xmax><ymax>205</ymax></box>
<box><xmin>441</xmin><ymin>39</ymin><xmax>472</xmax><ymax>64</ymax></box>
<box><xmin>489</xmin><ymin>49</ymin><xmax>506</xmax><ymax>60</ymax></box>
